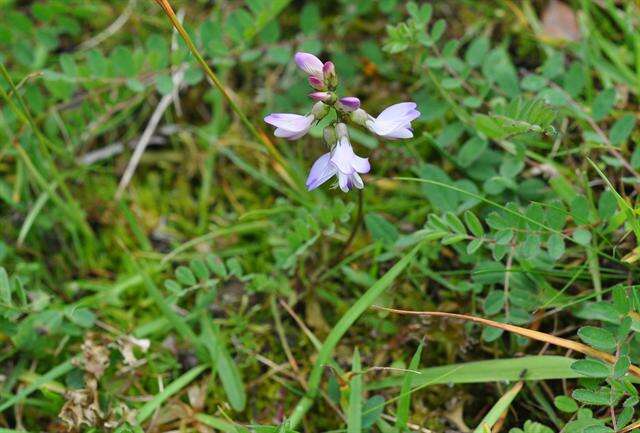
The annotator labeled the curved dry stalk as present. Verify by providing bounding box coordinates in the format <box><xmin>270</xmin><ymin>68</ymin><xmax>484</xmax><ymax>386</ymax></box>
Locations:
<box><xmin>374</xmin><ymin>306</ymin><xmax>640</xmax><ymax>378</ymax></box>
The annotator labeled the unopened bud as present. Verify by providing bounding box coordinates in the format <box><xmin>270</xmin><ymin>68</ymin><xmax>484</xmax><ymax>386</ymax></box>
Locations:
<box><xmin>350</xmin><ymin>108</ymin><xmax>369</xmax><ymax>126</ymax></box>
<box><xmin>311</xmin><ymin>101</ymin><xmax>330</xmax><ymax>120</ymax></box>
<box><xmin>323</xmin><ymin>61</ymin><xmax>338</xmax><ymax>89</ymax></box>
<box><xmin>338</xmin><ymin>97</ymin><xmax>360</xmax><ymax>112</ymax></box>
<box><xmin>309</xmin><ymin>92</ymin><xmax>332</xmax><ymax>102</ymax></box>
<box><xmin>323</xmin><ymin>125</ymin><xmax>337</xmax><ymax>147</ymax></box>
<box><xmin>308</xmin><ymin>76</ymin><xmax>325</xmax><ymax>90</ymax></box>
<box><xmin>335</xmin><ymin>122</ymin><xmax>349</xmax><ymax>139</ymax></box>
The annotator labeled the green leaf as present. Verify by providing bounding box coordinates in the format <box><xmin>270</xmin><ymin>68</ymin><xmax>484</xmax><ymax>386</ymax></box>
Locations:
<box><xmin>0</xmin><ymin>267</ymin><xmax>10</xmax><ymax>305</ymax></box>
<box><xmin>609</xmin><ymin>114</ymin><xmax>636</xmax><ymax>146</ymax></box>
<box><xmin>175</xmin><ymin>266</ymin><xmax>197</xmax><ymax>286</ymax></box>
<box><xmin>464</xmin><ymin>211</ymin><xmax>484</xmax><ymax>237</ymax></box>
<box><xmin>546</xmin><ymin>234</ymin><xmax>565</xmax><ymax>260</ymax></box>
<box><xmin>570</xmin><ymin>359</ymin><xmax>610</xmax><ymax>378</ymax></box>
<box><xmin>572</xmin><ymin>388</ymin><xmax>610</xmax><ymax>405</ymax></box>
<box><xmin>577</xmin><ymin>326</ymin><xmax>616</xmax><ymax>351</ymax></box>
<box><xmin>572</xmin><ymin>228</ymin><xmax>592</xmax><ymax>246</ymax></box>
<box><xmin>362</xmin><ymin>395</ymin><xmax>385</xmax><ymax>428</ymax></box>
<box><xmin>591</xmin><ymin>88</ymin><xmax>616</xmax><ymax>121</ymax></box>
<box><xmin>554</xmin><ymin>395</ymin><xmax>578</xmax><ymax>413</ymax></box>
<box><xmin>206</xmin><ymin>254</ymin><xmax>228</xmax><ymax>278</ymax></box>
<box><xmin>365</xmin><ymin>213</ymin><xmax>399</xmax><ymax>246</ymax></box>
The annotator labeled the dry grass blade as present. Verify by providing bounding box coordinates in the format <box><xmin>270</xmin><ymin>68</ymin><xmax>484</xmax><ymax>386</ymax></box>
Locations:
<box><xmin>373</xmin><ymin>307</ymin><xmax>640</xmax><ymax>378</ymax></box>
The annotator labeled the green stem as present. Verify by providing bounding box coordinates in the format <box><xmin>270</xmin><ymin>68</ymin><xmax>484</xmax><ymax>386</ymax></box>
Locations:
<box><xmin>331</xmin><ymin>188</ymin><xmax>364</xmax><ymax>265</ymax></box>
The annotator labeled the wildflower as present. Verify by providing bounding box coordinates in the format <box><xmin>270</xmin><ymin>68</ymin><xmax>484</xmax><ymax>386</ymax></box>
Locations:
<box><xmin>264</xmin><ymin>114</ymin><xmax>315</xmax><ymax>140</ymax></box>
<box><xmin>308</xmin><ymin>75</ymin><xmax>325</xmax><ymax>90</ymax></box>
<box><xmin>305</xmin><ymin>124</ymin><xmax>370</xmax><ymax>192</ymax></box>
<box><xmin>294</xmin><ymin>52</ymin><xmax>324</xmax><ymax>78</ymax></box>
<box><xmin>265</xmin><ymin>51</ymin><xmax>417</xmax><ymax>192</ymax></box>
<box><xmin>309</xmin><ymin>92</ymin><xmax>333</xmax><ymax>102</ymax></box>
<box><xmin>365</xmin><ymin>102</ymin><xmax>420</xmax><ymax>139</ymax></box>
<box><xmin>338</xmin><ymin>97</ymin><xmax>360</xmax><ymax>112</ymax></box>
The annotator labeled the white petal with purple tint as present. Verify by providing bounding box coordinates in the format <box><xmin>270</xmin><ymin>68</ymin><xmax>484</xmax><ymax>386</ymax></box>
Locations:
<box><xmin>264</xmin><ymin>113</ymin><xmax>314</xmax><ymax>140</ymax></box>
<box><xmin>366</xmin><ymin>102</ymin><xmax>420</xmax><ymax>139</ymax></box>
<box><xmin>294</xmin><ymin>52</ymin><xmax>324</xmax><ymax>77</ymax></box>
<box><xmin>306</xmin><ymin>153</ymin><xmax>337</xmax><ymax>191</ymax></box>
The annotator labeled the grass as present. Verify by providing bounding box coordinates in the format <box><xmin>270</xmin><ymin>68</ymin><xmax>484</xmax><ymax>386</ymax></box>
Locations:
<box><xmin>1</xmin><ymin>1</ymin><xmax>640</xmax><ymax>432</ymax></box>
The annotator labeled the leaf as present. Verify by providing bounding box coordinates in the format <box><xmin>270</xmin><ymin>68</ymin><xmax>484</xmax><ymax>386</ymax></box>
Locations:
<box><xmin>365</xmin><ymin>213</ymin><xmax>399</xmax><ymax>246</ymax></box>
<box><xmin>577</xmin><ymin>327</ymin><xmax>616</xmax><ymax>352</ymax></box>
<box><xmin>362</xmin><ymin>395</ymin><xmax>385</xmax><ymax>428</ymax></box>
<box><xmin>609</xmin><ymin>114</ymin><xmax>636</xmax><ymax>146</ymax></box>
<box><xmin>572</xmin><ymin>388</ymin><xmax>610</xmax><ymax>405</ymax></box>
<box><xmin>463</xmin><ymin>211</ymin><xmax>484</xmax><ymax>237</ymax></box>
<box><xmin>570</xmin><ymin>359</ymin><xmax>610</xmax><ymax>377</ymax></box>
<box><xmin>591</xmin><ymin>88</ymin><xmax>616</xmax><ymax>121</ymax></box>
<box><xmin>175</xmin><ymin>266</ymin><xmax>197</xmax><ymax>286</ymax></box>
<box><xmin>547</xmin><ymin>234</ymin><xmax>565</xmax><ymax>259</ymax></box>
<box><xmin>554</xmin><ymin>395</ymin><xmax>578</xmax><ymax>413</ymax></box>
<box><xmin>572</xmin><ymin>228</ymin><xmax>592</xmax><ymax>246</ymax></box>
<box><xmin>0</xmin><ymin>267</ymin><xmax>10</xmax><ymax>305</ymax></box>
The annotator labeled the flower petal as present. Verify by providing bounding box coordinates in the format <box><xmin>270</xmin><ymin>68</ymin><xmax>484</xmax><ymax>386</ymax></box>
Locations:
<box><xmin>338</xmin><ymin>172</ymin><xmax>350</xmax><ymax>192</ymax></box>
<box><xmin>306</xmin><ymin>153</ymin><xmax>337</xmax><ymax>190</ymax></box>
<box><xmin>330</xmin><ymin>137</ymin><xmax>357</xmax><ymax>175</ymax></box>
<box><xmin>383</xmin><ymin>127</ymin><xmax>413</xmax><ymax>139</ymax></box>
<box><xmin>351</xmin><ymin>172</ymin><xmax>364</xmax><ymax>189</ymax></box>
<box><xmin>294</xmin><ymin>52</ymin><xmax>324</xmax><ymax>77</ymax></box>
<box><xmin>352</xmin><ymin>155</ymin><xmax>371</xmax><ymax>173</ymax></box>
<box><xmin>376</xmin><ymin>102</ymin><xmax>418</xmax><ymax>123</ymax></box>
<box><xmin>264</xmin><ymin>113</ymin><xmax>313</xmax><ymax>132</ymax></box>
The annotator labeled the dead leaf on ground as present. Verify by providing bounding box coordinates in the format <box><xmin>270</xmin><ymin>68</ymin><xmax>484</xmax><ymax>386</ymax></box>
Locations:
<box><xmin>541</xmin><ymin>0</ymin><xmax>581</xmax><ymax>42</ymax></box>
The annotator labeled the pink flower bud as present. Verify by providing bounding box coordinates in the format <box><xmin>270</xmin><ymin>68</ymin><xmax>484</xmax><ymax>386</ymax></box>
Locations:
<box><xmin>309</xmin><ymin>92</ymin><xmax>332</xmax><ymax>102</ymax></box>
<box><xmin>308</xmin><ymin>75</ymin><xmax>325</xmax><ymax>90</ymax></box>
<box><xmin>338</xmin><ymin>97</ymin><xmax>360</xmax><ymax>111</ymax></box>
<box><xmin>323</xmin><ymin>61</ymin><xmax>338</xmax><ymax>89</ymax></box>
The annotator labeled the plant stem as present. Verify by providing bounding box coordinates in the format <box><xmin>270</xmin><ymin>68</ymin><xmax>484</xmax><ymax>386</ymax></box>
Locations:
<box><xmin>331</xmin><ymin>188</ymin><xmax>364</xmax><ymax>266</ymax></box>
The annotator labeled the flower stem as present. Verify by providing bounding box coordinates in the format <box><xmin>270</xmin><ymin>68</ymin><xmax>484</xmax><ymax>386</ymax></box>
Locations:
<box><xmin>152</xmin><ymin>0</ymin><xmax>296</xmax><ymax>186</ymax></box>
<box><xmin>331</xmin><ymin>188</ymin><xmax>364</xmax><ymax>266</ymax></box>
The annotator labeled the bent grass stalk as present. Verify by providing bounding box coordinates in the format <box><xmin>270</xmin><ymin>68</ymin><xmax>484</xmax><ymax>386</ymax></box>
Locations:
<box><xmin>151</xmin><ymin>0</ymin><xmax>299</xmax><ymax>191</ymax></box>
<box><xmin>375</xmin><ymin>307</ymin><xmax>640</xmax><ymax>378</ymax></box>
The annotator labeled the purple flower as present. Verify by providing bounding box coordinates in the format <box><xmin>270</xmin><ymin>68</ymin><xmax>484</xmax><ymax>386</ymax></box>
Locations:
<box><xmin>264</xmin><ymin>113</ymin><xmax>314</xmax><ymax>140</ymax></box>
<box><xmin>338</xmin><ymin>97</ymin><xmax>360</xmax><ymax>112</ymax></box>
<box><xmin>308</xmin><ymin>76</ymin><xmax>325</xmax><ymax>90</ymax></box>
<box><xmin>306</xmin><ymin>124</ymin><xmax>370</xmax><ymax>192</ymax></box>
<box><xmin>309</xmin><ymin>92</ymin><xmax>332</xmax><ymax>102</ymax></box>
<box><xmin>294</xmin><ymin>52</ymin><xmax>324</xmax><ymax>78</ymax></box>
<box><xmin>366</xmin><ymin>102</ymin><xmax>420</xmax><ymax>139</ymax></box>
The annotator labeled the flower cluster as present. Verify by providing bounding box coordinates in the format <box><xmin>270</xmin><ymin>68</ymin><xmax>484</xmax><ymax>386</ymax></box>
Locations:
<box><xmin>264</xmin><ymin>52</ymin><xmax>420</xmax><ymax>192</ymax></box>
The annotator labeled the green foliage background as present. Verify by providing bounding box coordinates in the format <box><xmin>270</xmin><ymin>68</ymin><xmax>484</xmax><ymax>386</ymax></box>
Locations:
<box><xmin>1</xmin><ymin>0</ymin><xmax>639</xmax><ymax>432</ymax></box>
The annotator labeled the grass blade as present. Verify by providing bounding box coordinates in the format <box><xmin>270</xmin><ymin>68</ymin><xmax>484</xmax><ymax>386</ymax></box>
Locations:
<box><xmin>200</xmin><ymin>315</ymin><xmax>247</xmax><ymax>411</ymax></box>
<box><xmin>347</xmin><ymin>349</ymin><xmax>362</xmax><ymax>433</ymax></box>
<box><xmin>136</xmin><ymin>364</ymin><xmax>207</xmax><ymax>423</ymax></box>
<box><xmin>472</xmin><ymin>381</ymin><xmax>523</xmax><ymax>433</ymax></box>
<box><xmin>368</xmin><ymin>356</ymin><xmax>581</xmax><ymax>390</ymax></box>
<box><xmin>288</xmin><ymin>245</ymin><xmax>421</xmax><ymax>427</ymax></box>
<box><xmin>375</xmin><ymin>307</ymin><xmax>640</xmax><ymax>378</ymax></box>
<box><xmin>395</xmin><ymin>343</ymin><xmax>423</xmax><ymax>432</ymax></box>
